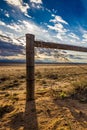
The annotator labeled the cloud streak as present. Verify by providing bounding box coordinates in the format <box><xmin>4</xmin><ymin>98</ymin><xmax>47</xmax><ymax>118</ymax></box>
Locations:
<box><xmin>50</xmin><ymin>15</ymin><xmax>68</xmax><ymax>25</ymax></box>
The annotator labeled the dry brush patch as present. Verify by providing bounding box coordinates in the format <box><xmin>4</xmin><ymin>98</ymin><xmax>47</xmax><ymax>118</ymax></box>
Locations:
<box><xmin>0</xmin><ymin>64</ymin><xmax>87</xmax><ymax>130</ymax></box>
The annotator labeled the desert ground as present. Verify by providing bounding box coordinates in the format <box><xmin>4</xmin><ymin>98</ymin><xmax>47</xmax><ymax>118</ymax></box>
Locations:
<box><xmin>0</xmin><ymin>64</ymin><xmax>87</xmax><ymax>130</ymax></box>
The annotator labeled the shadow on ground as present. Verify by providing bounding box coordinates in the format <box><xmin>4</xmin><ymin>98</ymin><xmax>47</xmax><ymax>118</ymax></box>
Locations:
<box><xmin>8</xmin><ymin>100</ymin><xmax>38</xmax><ymax>130</ymax></box>
<box><xmin>24</xmin><ymin>100</ymin><xmax>38</xmax><ymax>130</ymax></box>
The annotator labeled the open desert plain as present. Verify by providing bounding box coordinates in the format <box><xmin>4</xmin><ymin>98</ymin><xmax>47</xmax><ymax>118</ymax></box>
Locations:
<box><xmin>0</xmin><ymin>64</ymin><xmax>87</xmax><ymax>130</ymax></box>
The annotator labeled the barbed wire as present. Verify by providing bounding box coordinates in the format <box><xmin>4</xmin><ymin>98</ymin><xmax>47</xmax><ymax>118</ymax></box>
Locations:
<box><xmin>15</xmin><ymin>36</ymin><xmax>87</xmax><ymax>71</ymax></box>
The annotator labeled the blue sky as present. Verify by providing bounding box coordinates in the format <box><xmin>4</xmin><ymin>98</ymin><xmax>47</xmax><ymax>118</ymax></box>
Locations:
<box><xmin>0</xmin><ymin>0</ymin><xmax>87</xmax><ymax>62</ymax></box>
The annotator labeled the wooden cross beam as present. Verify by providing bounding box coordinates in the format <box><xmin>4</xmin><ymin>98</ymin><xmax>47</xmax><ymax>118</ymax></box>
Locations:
<box><xmin>34</xmin><ymin>41</ymin><xmax>87</xmax><ymax>52</ymax></box>
<box><xmin>26</xmin><ymin>34</ymin><xmax>87</xmax><ymax>101</ymax></box>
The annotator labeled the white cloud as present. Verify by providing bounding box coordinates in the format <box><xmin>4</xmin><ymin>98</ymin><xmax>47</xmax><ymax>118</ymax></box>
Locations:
<box><xmin>21</xmin><ymin>20</ymin><xmax>57</xmax><ymax>42</ymax></box>
<box><xmin>56</xmin><ymin>34</ymin><xmax>63</xmax><ymax>40</ymax></box>
<box><xmin>4</xmin><ymin>0</ymin><xmax>29</xmax><ymax>14</ymax></box>
<box><xmin>7</xmin><ymin>23</ymin><xmax>22</xmax><ymax>32</ymax></box>
<box><xmin>0</xmin><ymin>19</ymin><xmax>87</xmax><ymax>62</ymax></box>
<box><xmin>0</xmin><ymin>1</ymin><xmax>87</xmax><ymax>62</ymax></box>
<box><xmin>47</xmin><ymin>15</ymin><xmax>87</xmax><ymax>46</ymax></box>
<box><xmin>0</xmin><ymin>10</ymin><xmax>87</xmax><ymax>49</ymax></box>
<box><xmin>79</xmin><ymin>27</ymin><xmax>87</xmax><ymax>45</ymax></box>
<box><xmin>82</xmin><ymin>33</ymin><xmax>87</xmax><ymax>39</ymax></box>
<box><xmin>47</xmin><ymin>23</ymin><xmax>67</xmax><ymax>37</ymax></box>
<box><xmin>31</xmin><ymin>3</ymin><xmax>42</xmax><ymax>9</ymax></box>
<box><xmin>50</xmin><ymin>15</ymin><xmax>68</xmax><ymax>25</ymax></box>
<box><xmin>68</xmin><ymin>33</ymin><xmax>80</xmax><ymax>40</ymax></box>
<box><xmin>47</xmin><ymin>23</ymin><xmax>82</xmax><ymax>45</ymax></box>
<box><xmin>48</xmin><ymin>14</ymin><xmax>69</xmax><ymax>41</ymax></box>
<box><xmin>30</xmin><ymin>0</ymin><xmax>43</xmax><ymax>9</ymax></box>
<box><xmin>5</xmin><ymin>0</ymin><xmax>22</xmax><ymax>7</ymax></box>
<box><xmin>1</xmin><ymin>18</ymin><xmax>86</xmax><ymax>48</ymax></box>
<box><xmin>7</xmin><ymin>19</ymin><xmax>79</xmax><ymax>47</ymax></box>
<box><xmin>0</xmin><ymin>30</ymin><xmax>3</xmax><ymax>35</ymax></box>
<box><xmin>0</xmin><ymin>19</ymin><xmax>58</xmax><ymax>45</ymax></box>
<box><xmin>82</xmin><ymin>34</ymin><xmax>87</xmax><ymax>43</ymax></box>
<box><xmin>24</xmin><ymin>13</ymin><xmax>32</xmax><ymax>18</ymax></box>
<box><xmin>3</xmin><ymin>10</ymin><xmax>10</xmax><ymax>18</ymax></box>
<box><xmin>30</xmin><ymin>0</ymin><xmax>42</xmax><ymax>4</ymax></box>
<box><xmin>5</xmin><ymin>12</ymin><xmax>10</xmax><ymax>17</ymax></box>
<box><xmin>48</xmin><ymin>23</ymin><xmax>63</xmax><ymax>30</ymax></box>
<box><xmin>0</xmin><ymin>9</ymin><xmax>10</xmax><ymax>18</ymax></box>
<box><xmin>0</xmin><ymin>21</ymin><xmax>6</xmax><ymax>26</ymax></box>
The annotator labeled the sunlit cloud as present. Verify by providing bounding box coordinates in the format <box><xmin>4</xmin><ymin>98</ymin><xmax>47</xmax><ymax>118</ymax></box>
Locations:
<box><xmin>0</xmin><ymin>0</ymin><xmax>87</xmax><ymax>62</ymax></box>
<box><xmin>0</xmin><ymin>21</ymin><xmax>6</xmax><ymax>26</ymax></box>
<box><xmin>50</xmin><ymin>14</ymin><xmax>68</xmax><ymax>25</ymax></box>
<box><xmin>30</xmin><ymin>0</ymin><xmax>42</xmax><ymax>4</ymax></box>
<box><xmin>47</xmin><ymin>23</ymin><xmax>67</xmax><ymax>34</ymax></box>
<box><xmin>4</xmin><ymin>0</ymin><xmax>30</xmax><ymax>14</ymax></box>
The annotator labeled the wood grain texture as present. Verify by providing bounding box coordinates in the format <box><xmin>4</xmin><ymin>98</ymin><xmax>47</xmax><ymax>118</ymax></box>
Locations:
<box><xmin>34</xmin><ymin>41</ymin><xmax>87</xmax><ymax>52</ymax></box>
<box><xmin>26</xmin><ymin>34</ymin><xmax>35</xmax><ymax>101</ymax></box>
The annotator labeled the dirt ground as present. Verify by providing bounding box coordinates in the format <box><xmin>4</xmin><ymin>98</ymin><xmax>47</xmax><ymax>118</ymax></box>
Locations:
<box><xmin>0</xmin><ymin>64</ymin><xmax>87</xmax><ymax>130</ymax></box>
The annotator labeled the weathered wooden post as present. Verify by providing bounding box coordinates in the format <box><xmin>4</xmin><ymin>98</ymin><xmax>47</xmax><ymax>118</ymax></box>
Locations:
<box><xmin>26</xmin><ymin>34</ymin><xmax>35</xmax><ymax>101</ymax></box>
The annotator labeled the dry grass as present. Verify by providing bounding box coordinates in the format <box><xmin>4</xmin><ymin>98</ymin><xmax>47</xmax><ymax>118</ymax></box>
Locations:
<box><xmin>0</xmin><ymin>64</ymin><xmax>87</xmax><ymax>130</ymax></box>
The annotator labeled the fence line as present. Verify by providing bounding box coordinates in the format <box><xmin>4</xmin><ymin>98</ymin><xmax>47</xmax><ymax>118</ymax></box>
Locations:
<box><xmin>26</xmin><ymin>33</ymin><xmax>87</xmax><ymax>101</ymax></box>
<box><xmin>34</xmin><ymin>41</ymin><xmax>87</xmax><ymax>52</ymax></box>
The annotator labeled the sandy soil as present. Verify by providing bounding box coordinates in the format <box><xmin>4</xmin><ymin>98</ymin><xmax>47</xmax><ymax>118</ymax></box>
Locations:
<box><xmin>0</xmin><ymin>64</ymin><xmax>87</xmax><ymax>130</ymax></box>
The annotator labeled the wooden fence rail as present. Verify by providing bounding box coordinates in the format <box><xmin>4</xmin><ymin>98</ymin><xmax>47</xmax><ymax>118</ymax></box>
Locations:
<box><xmin>34</xmin><ymin>41</ymin><xmax>87</xmax><ymax>52</ymax></box>
<box><xmin>26</xmin><ymin>34</ymin><xmax>87</xmax><ymax>101</ymax></box>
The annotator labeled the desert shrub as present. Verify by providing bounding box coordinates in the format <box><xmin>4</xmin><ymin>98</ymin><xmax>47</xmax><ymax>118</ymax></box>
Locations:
<box><xmin>39</xmin><ymin>79</ymin><xmax>47</xmax><ymax>86</ymax></box>
<box><xmin>0</xmin><ymin>76</ymin><xmax>9</xmax><ymax>83</ymax></box>
<box><xmin>50</xmin><ymin>88</ymin><xmax>68</xmax><ymax>100</ymax></box>
<box><xmin>19</xmin><ymin>75</ymin><xmax>25</xmax><ymax>79</ymax></box>
<box><xmin>5</xmin><ymin>93</ymin><xmax>10</xmax><ymax>97</ymax></box>
<box><xmin>70</xmin><ymin>79</ymin><xmax>87</xmax><ymax>103</ymax></box>
<box><xmin>59</xmin><ymin>91</ymin><xmax>67</xmax><ymax>99</ymax></box>
<box><xmin>45</xmin><ymin>73</ymin><xmax>58</xmax><ymax>80</ymax></box>
<box><xmin>35</xmin><ymin>71</ymin><xmax>42</xmax><ymax>79</ymax></box>
<box><xmin>1</xmin><ymin>80</ymin><xmax>20</xmax><ymax>90</ymax></box>
<box><xmin>0</xmin><ymin>105</ymin><xmax>14</xmax><ymax>118</ymax></box>
<box><xmin>13</xmin><ymin>93</ymin><xmax>18</xmax><ymax>96</ymax></box>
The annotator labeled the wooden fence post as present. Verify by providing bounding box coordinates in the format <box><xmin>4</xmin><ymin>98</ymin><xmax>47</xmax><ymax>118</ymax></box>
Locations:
<box><xmin>26</xmin><ymin>34</ymin><xmax>35</xmax><ymax>101</ymax></box>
